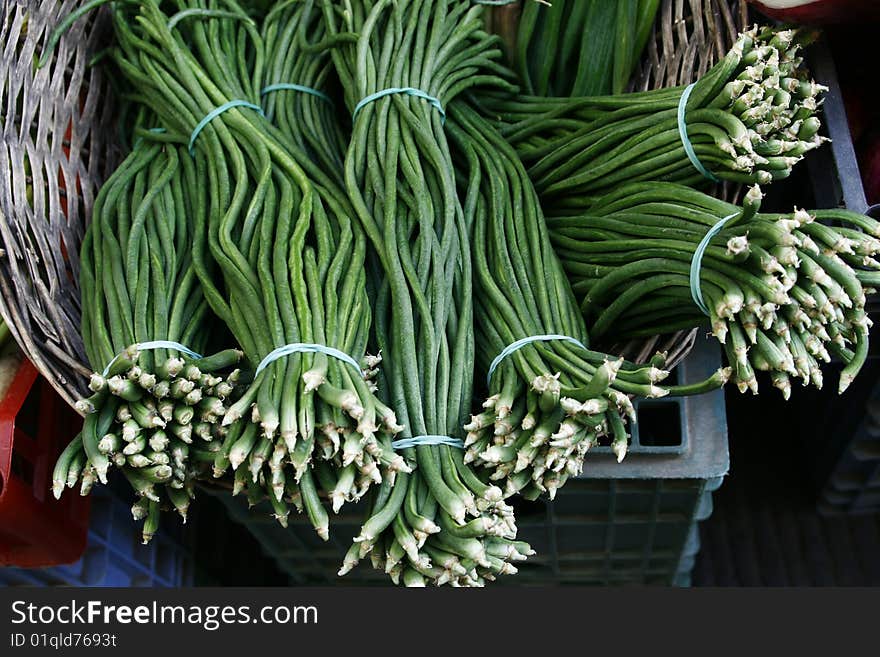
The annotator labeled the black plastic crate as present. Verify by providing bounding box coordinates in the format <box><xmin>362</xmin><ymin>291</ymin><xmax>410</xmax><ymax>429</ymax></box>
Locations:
<box><xmin>806</xmin><ymin>39</ymin><xmax>872</xmax><ymax>217</ymax></box>
<box><xmin>208</xmin><ymin>336</ymin><xmax>728</xmax><ymax>586</ymax></box>
<box><xmin>818</xmin><ymin>383</ymin><xmax>880</xmax><ymax>514</ymax></box>
<box><xmin>800</xmin><ymin>38</ymin><xmax>880</xmax><ymax>515</ymax></box>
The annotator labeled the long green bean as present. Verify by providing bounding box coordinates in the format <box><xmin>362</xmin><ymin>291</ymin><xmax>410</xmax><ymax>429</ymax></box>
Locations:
<box><xmin>324</xmin><ymin>0</ymin><xmax>530</xmax><ymax>587</ymax></box>
<box><xmin>56</xmin><ymin>133</ymin><xmax>244</xmax><ymax>543</ymax></box>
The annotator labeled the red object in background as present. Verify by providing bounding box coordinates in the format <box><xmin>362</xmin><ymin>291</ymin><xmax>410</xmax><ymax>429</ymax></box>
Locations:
<box><xmin>842</xmin><ymin>84</ymin><xmax>869</xmax><ymax>143</ymax></box>
<box><xmin>861</xmin><ymin>137</ymin><xmax>880</xmax><ymax>206</ymax></box>
<box><xmin>0</xmin><ymin>359</ymin><xmax>89</xmax><ymax>567</ymax></box>
<box><xmin>749</xmin><ymin>0</ymin><xmax>880</xmax><ymax>24</ymax></box>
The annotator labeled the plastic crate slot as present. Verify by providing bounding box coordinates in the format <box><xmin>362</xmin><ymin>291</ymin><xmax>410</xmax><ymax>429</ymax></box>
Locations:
<box><xmin>9</xmin><ymin>451</ymin><xmax>34</xmax><ymax>485</ymax></box>
<box><xmin>611</xmin><ymin>523</ymin><xmax>658</xmax><ymax>551</ymax></box>
<box><xmin>14</xmin><ymin>382</ymin><xmax>41</xmax><ymax>440</ymax></box>
<box><xmin>822</xmin><ymin>488</ymin><xmax>853</xmax><ymax>505</ymax></box>
<box><xmin>852</xmin><ymin>442</ymin><xmax>880</xmax><ymax>461</ymax></box>
<box><xmin>593</xmin><ymin>397</ymin><xmax>688</xmax><ymax>456</ymax></box>
<box><xmin>856</xmin><ymin>491</ymin><xmax>880</xmax><ymax>506</ymax></box>
<box><xmin>632</xmin><ymin>401</ymin><xmax>684</xmax><ymax>447</ymax></box>
<box><xmin>831</xmin><ymin>471</ymin><xmax>867</xmax><ymax>490</ymax></box>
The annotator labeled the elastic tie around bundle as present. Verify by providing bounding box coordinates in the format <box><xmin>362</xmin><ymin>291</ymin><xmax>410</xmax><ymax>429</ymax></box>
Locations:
<box><xmin>189</xmin><ymin>100</ymin><xmax>264</xmax><ymax>155</ymax></box>
<box><xmin>101</xmin><ymin>341</ymin><xmax>203</xmax><ymax>377</ymax></box>
<box><xmin>352</xmin><ymin>88</ymin><xmax>445</xmax><ymax>124</ymax></box>
<box><xmin>487</xmin><ymin>335</ymin><xmax>587</xmax><ymax>386</ymax></box>
<box><xmin>133</xmin><ymin>127</ymin><xmax>167</xmax><ymax>150</ymax></box>
<box><xmin>254</xmin><ymin>343</ymin><xmax>363</xmax><ymax>378</ymax></box>
<box><xmin>391</xmin><ymin>436</ymin><xmax>465</xmax><ymax>450</ymax></box>
<box><xmin>689</xmin><ymin>213</ymin><xmax>738</xmax><ymax>316</ymax></box>
<box><xmin>677</xmin><ymin>83</ymin><xmax>721</xmax><ymax>183</ymax></box>
<box><xmin>261</xmin><ymin>83</ymin><xmax>334</xmax><ymax>106</ymax></box>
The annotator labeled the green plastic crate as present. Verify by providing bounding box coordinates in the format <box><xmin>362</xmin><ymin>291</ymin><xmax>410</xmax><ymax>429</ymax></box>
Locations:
<box><xmin>207</xmin><ymin>336</ymin><xmax>728</xmax><ymax>586</ymax></box>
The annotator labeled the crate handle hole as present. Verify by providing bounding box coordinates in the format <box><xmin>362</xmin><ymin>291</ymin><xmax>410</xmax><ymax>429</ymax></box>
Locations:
<box><xmin>634</xmin><ymin>402</ymin><xmax>683</xmax><ymax>447</ymax></box>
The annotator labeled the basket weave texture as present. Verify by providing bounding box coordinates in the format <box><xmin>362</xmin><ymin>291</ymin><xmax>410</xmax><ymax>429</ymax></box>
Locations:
<box><xmin>0</xmin><ymin>0</ymin><xmax>120</xmax><ymax>410</ymax></box>
<box><xmin>0</xmin><ymin>0</ymin><xmax>745</xmax><ymax>412</ymax></box>
<box><xmin>632</xmin><ymin>0</ymin><xmax>749</xmax><ymax>92</ymax></box>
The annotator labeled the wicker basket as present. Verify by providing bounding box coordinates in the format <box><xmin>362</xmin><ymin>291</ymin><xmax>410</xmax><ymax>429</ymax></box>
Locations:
<box><xmin>0</xmin><ymin>0</ymin><xmax>745</xmax><ymax>412</ymax></box>
<box><xmin>0</xmin><ymin>1</ymin><xmax>120</xmax><ymax>410</ymax></box>
<box><xmin>631</xmin><ymin>0</ymin><xmax>749</xmax><ymax>92</ymax></box>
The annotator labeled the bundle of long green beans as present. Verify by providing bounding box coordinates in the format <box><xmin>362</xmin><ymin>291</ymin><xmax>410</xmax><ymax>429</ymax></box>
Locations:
<box><xmin>513</xmin><ymin>0</ymin><xmax>660</xmax><ymax>97</ymax></box>
<box><xmin>446</xmin><ymin>104</ymin><xmax>728</xmax><ymax>499</ymax></box>
<box><xmin>99</xmin><ymin>0</ymin><xmax>406</xmax><ymax>537</ymax></box>
<box><xmin>323</xmin><ymin>0</ymin><xmax>532</xmax><ymax>586</ymax></box>
<box><xmin>257</xmin><ymin>0</ymin><xmax>411</xmax><ymax>519</ymax></box>
<box><xmin>479</xmin><ymin>26</ymin><xmax>826</xmax><ymax>213</ymax></box>
<box><xmin>549</xmin><ymin>182</ymin><xmax>880</xmax><ymax>398</ymax></box>
<box><xmin>53</xmin><ymin>137</ymin><xmax>244</xmax><ymax>543</ymax></box>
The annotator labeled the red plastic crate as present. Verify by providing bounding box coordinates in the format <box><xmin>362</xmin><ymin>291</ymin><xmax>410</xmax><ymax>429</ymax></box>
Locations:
<box><xmin>0</xmin><ymin>358</ymin><xmax>90</xmax><ymax>567</ymax></box>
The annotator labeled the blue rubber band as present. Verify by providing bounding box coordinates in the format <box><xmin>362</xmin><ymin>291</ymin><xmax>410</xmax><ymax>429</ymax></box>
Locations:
<box><xmin>487</xmin><ymin>334</ymin><xmax>587</xmax><ymax>387</ymax></box>
<box><xmin>133</xmin><ymin>127</ymin><xmax>167</xmax><ymax>150</ymax></box>
<box><xmin>391</xmin><ymin>435</ymin><xmax>465</xmax><ymax>450</ymax></box>
<box><xmin>101</xmin><ymin>341</ymin><xmax>203</xmax><ymax>377</ymax></box>
<box><xmin>189</xmin><ymin>100</ymin><xmax>264</xmax><ymax>155</ymax></box>
<box><xmin>678</xmin><ymin>83</ymin><xmax>721</xmax><ymax>183</ymax></box>
<box><xmin>261</xmin><ymin>83</ymin><xmax>334</xmax><ymax>106</ymax></box>
<box><xmin>689</xmin><ymin>213</ymin><xmax>738</xmax><ymax>316</ymax></box>
<box><xmin>352</xmin><ymin>87</ymin><xmax>445</xmax><ymax>124</ymax></box>
<box><xmin>255</xmin><ymin>343</ymin><xmax>363</xmax><ymax>378</ymax></box>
